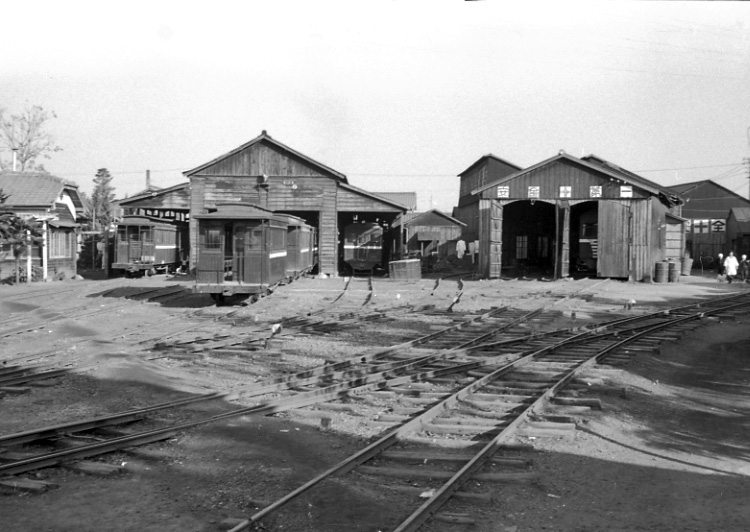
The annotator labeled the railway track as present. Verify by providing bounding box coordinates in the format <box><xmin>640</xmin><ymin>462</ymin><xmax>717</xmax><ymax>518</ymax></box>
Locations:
<box><xmin>216</xmin><ymin>290</ymin><xmax>750</xmax><ymax>532</ymax></box>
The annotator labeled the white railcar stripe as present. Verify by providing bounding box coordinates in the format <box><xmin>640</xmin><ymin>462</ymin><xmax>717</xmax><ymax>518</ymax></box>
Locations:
<box><xmin>155</xmin><ymin>245</ymin><xmax>177</xmax><ymax>249</ymax></box>
<box><xmin>269</xmin><ymin>251</ymin><xmax>288</xmax><ymax>259</ymax></box>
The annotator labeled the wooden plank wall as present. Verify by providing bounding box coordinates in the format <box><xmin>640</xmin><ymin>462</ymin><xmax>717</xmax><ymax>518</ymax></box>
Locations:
<box><xmin>489</xmin><ymin>200</ymin><xmax>503</xmax><ymax>278</ymax></box>
<box><xmin>631</xmin><ymin>199</ymin><xmax>653</xmax><ymax>281</ymax></box>
<box><xmin>480</xmin><ymin>160</ymin><xmax>651</xmax><ymax>201</ymax></box>
<box><xmin>452</xmin><ymin>204</ymin><xmax>479</xmax><ymax>241</ymax></box>
<box><xmin>598</xmin><ymin>200</ymin><xmax>631</xmax><ymax>278</ymax></box>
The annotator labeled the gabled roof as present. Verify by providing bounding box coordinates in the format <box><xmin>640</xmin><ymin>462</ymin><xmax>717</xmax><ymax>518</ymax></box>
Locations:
<box><xmin>458</xmin><ymin>153</ymin><xmax>522</xmax><ymax>177</ymax></box>
<box><xmin>183</xmin><ymin>130</ymin><xmax>348</xmax><ymax>182</ymax></box>
<box><xmin>374</xmin><ymin>192</ymin><xmax>417</xmax><ymax>211</ymax></box>
<box><xmin>393</xmin><ymin>209</ymin><xmax>466</xmax><ymax>228</ymax></box>
<box><xmin>338</xmin><ymin>182</ymin><xmax>408</xmax><ymax>211</ymax></box>
<box><xmin>668</xmin><ymin>179</ymin><xmax>750</xmax><ymax>203</ymax></box>
<box><xmin>0</xmin><ymin>171</ymin><xmax>81</xmax><ymax>209</ymax></box>
<box><xmin>118</xmin><ymin>182</ymin><xmax>189</xmax><ymax>205</ymax></box>
<box><xmin>471</xmin><ymin>152</ymin><xmax>682</xmax><ymax>206</ymax></box>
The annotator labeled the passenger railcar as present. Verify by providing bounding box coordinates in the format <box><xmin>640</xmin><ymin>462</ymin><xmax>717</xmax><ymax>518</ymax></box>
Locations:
<box><xmin>282</xmin><ymin>215</ymin><xmax>316</xmax><ymax>279</ymax></box>
<box><xmin>343</xmin><ymin>222</ymin><xmax>383</xmax><ymax>275</ymax></box>
<box><xmin>113</xmin><ymin>215</ymin><xmax>188</xmax><ymax>276</ymax></box>
<box><xmin>193</xmin><ymin>203</ymin><xmax>288</xmax><ymax>304</ymax></box>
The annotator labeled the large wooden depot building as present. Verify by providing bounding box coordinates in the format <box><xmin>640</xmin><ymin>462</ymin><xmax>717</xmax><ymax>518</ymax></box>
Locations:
<box><xmin>466</xmin><ymin>151</ymin><xmax>686</xmax><ymax>281</ymax></box>
<box><xmin>183</xmin><ymin>131</ymin><xmax>407</xmax><ymax>276</ymax></box>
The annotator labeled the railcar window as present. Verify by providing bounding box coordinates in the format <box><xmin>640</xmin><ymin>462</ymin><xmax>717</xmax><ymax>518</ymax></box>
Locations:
<box><xmin>204</xmin><ymin>228</ymin><xmax>222</xmax><ymax>249</ymax></box>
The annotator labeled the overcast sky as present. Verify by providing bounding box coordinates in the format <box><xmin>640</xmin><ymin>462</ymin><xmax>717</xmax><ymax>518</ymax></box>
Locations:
<box><xmin>2</xmin><ymin>1</ymin><xmax>749</xmax><ymax>210</ymax></box>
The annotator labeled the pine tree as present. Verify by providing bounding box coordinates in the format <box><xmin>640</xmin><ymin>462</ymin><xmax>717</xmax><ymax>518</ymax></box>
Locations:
<box><xmin>90</xmin><ymin>168</ymin><xmax>116</xmax><ymax>230</ymax></box>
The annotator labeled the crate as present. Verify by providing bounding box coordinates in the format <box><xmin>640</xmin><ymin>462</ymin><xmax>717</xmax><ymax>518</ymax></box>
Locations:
<box><xmin>389</xmin><ymin>259</ymin><xmax>421</xmax><ymax>281</ymax></box>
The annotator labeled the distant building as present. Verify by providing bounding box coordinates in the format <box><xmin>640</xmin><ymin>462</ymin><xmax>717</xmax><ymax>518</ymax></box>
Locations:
<box><xmin>0</xmin><ymin>171</ymin><xmax>85</xmax><ymax>281</ymax></box>
<box><xmin>374</xmin><ymin>192</ymin><xmax>417</xmax><ymax>212</ymax></box>
<box><xmin>667</xmin><ymin>180</ymin><xmax>750</xmax><ymax>261</ymax></box>
<box><xmin>391</xmin><ymin>209</ymin><xmax>466</xmax><ymax>258</ymax></box>
<box><xmin>453</xmin><ymin>154</ymin><xmax>522</xmax><ymax>242</ymax></box>
<box><xmin>726</xmin><ymin>207</ymin><xmax>750</xmax><ymax>255</ymax></box>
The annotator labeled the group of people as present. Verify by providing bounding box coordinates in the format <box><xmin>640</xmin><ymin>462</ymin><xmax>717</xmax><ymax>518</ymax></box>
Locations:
<box><xmin>716</xmin><ymin>251</ymin><xmax>750</xmax><ymax>283</ymax></box>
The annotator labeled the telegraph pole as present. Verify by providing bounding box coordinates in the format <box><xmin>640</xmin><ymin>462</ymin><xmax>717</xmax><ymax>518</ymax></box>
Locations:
<box><xmin>746</xmin><ymin>126</ymin><xmax>750</xmax><ymax>199</ymax></box>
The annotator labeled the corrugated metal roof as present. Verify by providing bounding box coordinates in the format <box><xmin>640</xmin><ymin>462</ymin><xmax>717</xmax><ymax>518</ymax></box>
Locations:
<box><xmin>0</xmin><ymin>172</ymin><xmax>69</xmax><ymax>207</ymax></box>
<box><xmin>392</xmin><ymin>209</ymin><xmax>466</xmax><ymax>228</ymax></box>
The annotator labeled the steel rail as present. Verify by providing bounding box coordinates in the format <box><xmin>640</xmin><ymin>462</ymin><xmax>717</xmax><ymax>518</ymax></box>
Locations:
<box><xmin>0</xmin><ymin>392</ymin><xmax>223</xmax><ymax>446</ymax></box>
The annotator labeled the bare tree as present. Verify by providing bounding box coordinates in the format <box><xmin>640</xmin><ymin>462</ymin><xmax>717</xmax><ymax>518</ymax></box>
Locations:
<box><xmin>0</xmin><ymin>105</ymin><xmax>62</xmax><ymax>172</ymax></box>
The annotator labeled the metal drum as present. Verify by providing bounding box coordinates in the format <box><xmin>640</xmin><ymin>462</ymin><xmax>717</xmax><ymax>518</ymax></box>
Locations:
<box><xmin>655</xmin><ymin>261</ymin><xmax>669</xmax><ymax>283</ymax></box>
<box><xmin>681</xmin><ymin>257</ymin><xmax>693</xmax><ymax>276</ymax></box>
<box><xmin>668</xmin><ymin>261</ymin><xmax>680</xmax><ymax>282</ymax></box>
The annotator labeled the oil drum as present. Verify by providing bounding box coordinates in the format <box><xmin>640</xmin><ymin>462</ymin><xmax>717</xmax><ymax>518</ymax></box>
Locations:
<box><xmin>668</xmin><ymin>261</ymin><xmax>679</xmax><ymax>282</ymax></box>
<box><xmin>654</xmin><ymin>261</ymin><xmax>669</xmax><ymax>283</ymax></box>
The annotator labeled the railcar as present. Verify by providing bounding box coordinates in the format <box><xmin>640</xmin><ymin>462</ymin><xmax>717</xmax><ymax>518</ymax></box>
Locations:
<box><xmin>282</xmin><ymin>215</ymin><xmax>316</xmax><ymax>279</ymax></box>
<box><xmin>193</xmin><ymin>203</ymin><xmax>288</xmax><ymax>304</ymax></box>
<box><xmin>576</xmin><ymin>211</ymin><xmax>598</xmax><ymax>272</ymax></box>
<box><xmin>343</xmin><ymin>222</ymin><xmax>383</xmax><ymax>275</ymax></box>
<box><xmin>113</xmin><ymin>215</ymin><xmax>188</xmax><ymax>276</ymax></box>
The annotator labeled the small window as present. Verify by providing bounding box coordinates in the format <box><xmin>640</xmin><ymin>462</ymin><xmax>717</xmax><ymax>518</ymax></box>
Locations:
<box><xmin>497</xmin><ymin>186</ymin><xmax>509</xmax><ymax>198</ymax></box>
<box><xmin>205</xmin><ymin>228</ymin><xmax>222</xmax><ymax>249</ymax></box>
<box><xmin>589</xmin><ymin>186</ymin><xmax>602</xmax><ymax>198</ymax></box>
<box><xmin>620</xmin><ymin>186</ymin><xmax>633</xmax><ymax>198</ymax></box>
<box><xmin>559</xmin><ymin>186</ymin><xmax>571</xmax><ymax>198</ymax></box>
<box><xmin>527</xmin><ymin>186</ymin><xmax>540</xmax><ymax>198</ymax></box>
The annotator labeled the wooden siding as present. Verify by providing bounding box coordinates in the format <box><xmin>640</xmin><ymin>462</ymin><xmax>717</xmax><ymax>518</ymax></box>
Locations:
<box><xmin>192</xmin><ymin>141</ymin><xmax>334</xmax><ymax>179</ymax></box>
<box><xmin>480</xmin><ymin>160</ymin><xmax>650</xmax><ymax>201</ymax></box>
<box><xmin>629</xmin><ymin>199</ymin><xmax>652</xmax><ymax>281</ymax></box>
<box><xmin>320</xmin><ymin>189</ymin><xmax>337</xmax><ymax>275</ymax></box>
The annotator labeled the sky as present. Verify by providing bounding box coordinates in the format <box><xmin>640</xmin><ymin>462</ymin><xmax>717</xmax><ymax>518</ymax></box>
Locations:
<box><xmin>2</xmin><ymin>1</ymin><xmax>749</xmax><ymax>211</ymax></box>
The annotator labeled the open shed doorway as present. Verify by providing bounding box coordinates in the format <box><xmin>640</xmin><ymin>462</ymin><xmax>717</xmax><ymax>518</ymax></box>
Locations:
<box><xmin>570</xmin><ymin>202</ymin><xmax>599</xmax><ymax>277</ymax></box>
<box><xmin>337</xmin><ymin>212</ymin><xmax>399</xmax><ymax>277</ymax></box>
<box><xmin>502</xmin><ymin>201</ymin><xmax>556</xmax><ymax>278</ymax></box>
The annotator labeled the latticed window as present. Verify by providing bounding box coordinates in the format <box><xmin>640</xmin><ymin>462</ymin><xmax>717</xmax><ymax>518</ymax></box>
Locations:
<box><xmin>516</xmin><ymin>235</ymin><xmax>528</xmax><ymax>259</ymax></box>
<box><xmin>49</xmin><ymin>230</ymin><xmax>73</xmax><ymax>258</ymax></box>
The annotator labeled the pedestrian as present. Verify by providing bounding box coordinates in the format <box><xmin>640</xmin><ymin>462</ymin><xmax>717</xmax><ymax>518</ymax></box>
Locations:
<box><xmin>740</xmin><ymin>254</ymin><xmax>750</xmax><ymax>283</ymax></box>
<box><xmin>716</xmin><ymin>252</ymin><xmax>724</xmax><ymax>281</ymax></box>
<box><xmin>723</xmin><ymin>251</ymin><xmax>739</xmax><ymax>284</ymax></box>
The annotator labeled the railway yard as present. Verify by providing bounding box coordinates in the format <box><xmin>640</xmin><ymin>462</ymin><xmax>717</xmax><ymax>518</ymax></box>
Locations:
<box><xmin>1</xmin><ymin>272</ymin><xmax>749</xmax><ymax>532</ymax></box>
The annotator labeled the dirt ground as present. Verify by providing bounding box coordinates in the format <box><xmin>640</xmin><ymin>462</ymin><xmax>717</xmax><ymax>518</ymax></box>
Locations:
<box><xmin>1</xmin><ymin>270</ymin><xmax>749</xmax><ymax>532</ymax></box>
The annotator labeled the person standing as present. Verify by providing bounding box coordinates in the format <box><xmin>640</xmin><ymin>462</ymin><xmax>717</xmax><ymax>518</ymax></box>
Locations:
<box><xmin>724</xmin><ymin>251</ymin><xmax>739</xmax><ymax>284</ymax></box>
<box><xmin>739</xmin><ymin>254</ymin><xmax>750</xmax><ymax>283</ymax></box>
<box><xmin>716</xmin><ymin>252</ymin><xmax>724</xmax><ymax>281</ymax></box>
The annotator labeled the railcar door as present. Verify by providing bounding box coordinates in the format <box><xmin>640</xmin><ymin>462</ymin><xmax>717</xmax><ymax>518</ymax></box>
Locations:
<box><xmin>140</xmin><ymin>226</ymin><xmax>155</xmax><ymax>263</ymax></box>
<box><xmin>116</xmin><ymin>227</ymin><xmax>129</xmax><ymax>264</ymax></box>
<box><xmin>197</xmin><ymin>221</ymin><xmax>224</xmax><ymax>284</ymax></box>
<box><xmin>240</xmin><ymin>221</ymin><xmax>264</xmax><ymax>286</ymax></box>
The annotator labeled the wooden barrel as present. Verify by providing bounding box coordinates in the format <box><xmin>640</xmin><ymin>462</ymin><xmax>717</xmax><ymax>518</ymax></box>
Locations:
<box><xmin>668</xmin><ymin>261</ymin><xmax>679</xmax><ymax>282</ymax></box>
<box><xmin>681</xmin><ymin>257</ymin><xmax>693</xmax><ymax>276</ymax></box>
<box><xmin>655</xmin><ymin>261</ymin><xmax>669</xmax><ymax>283</ymax></box>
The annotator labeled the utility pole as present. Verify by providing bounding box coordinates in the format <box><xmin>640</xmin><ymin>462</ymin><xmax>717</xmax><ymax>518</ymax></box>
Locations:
<box><xmin>746</xmin><ymin>127</ymin><xmax>750</xmax><ymax>199</ymax></box>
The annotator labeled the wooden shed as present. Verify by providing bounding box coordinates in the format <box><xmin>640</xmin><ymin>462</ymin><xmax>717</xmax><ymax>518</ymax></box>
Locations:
<box><xmin>392</xmin><ymin>209</ymin><xmax>466</xmax><ymax>258</ymax></box>
<box><xmin>183</xmin><ymin>131</ymin><xmax>407</xmax><ymax>276</ymax></box>
<box><xmin>667</xmin><ymin>180</ymin><xmax>750</xmax><ymax>263</ymax></box>
<box><xmin>470</xmin><ymin>152</ymin><xmax>685</xmax><ymax>281</ymax></box>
